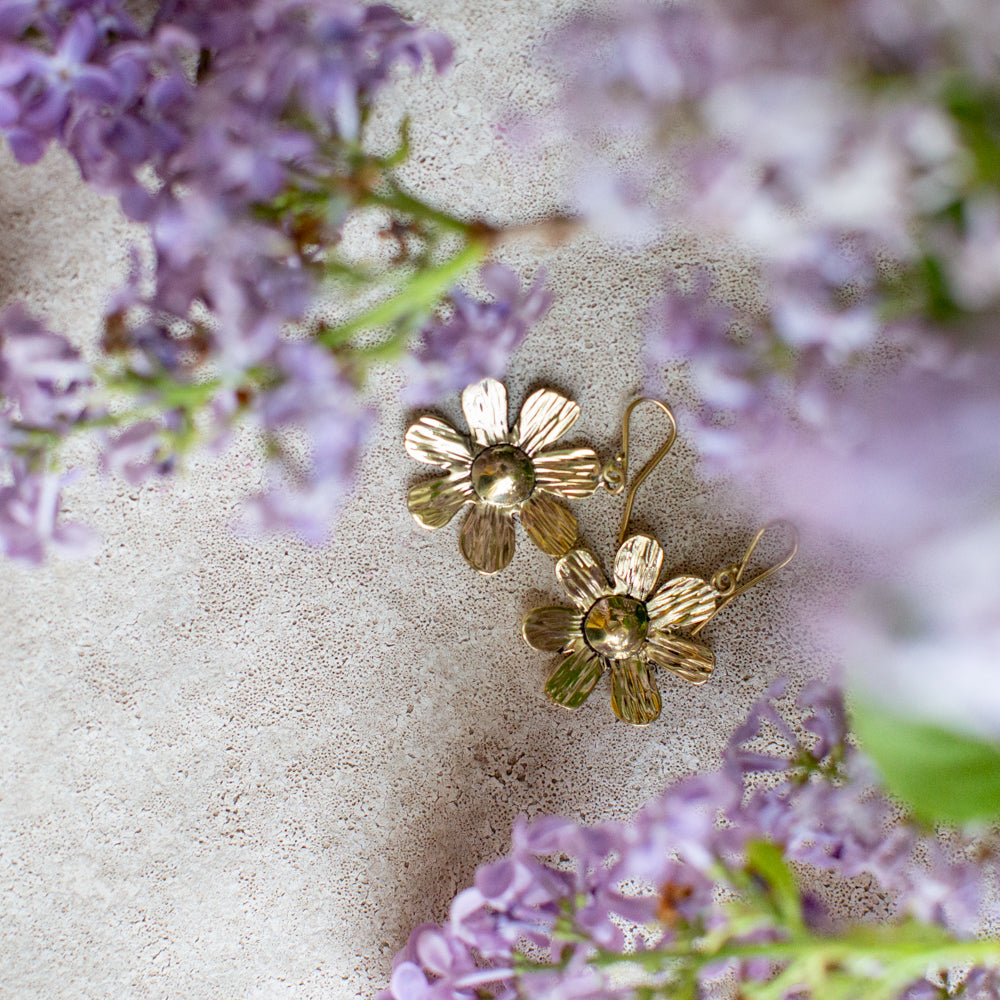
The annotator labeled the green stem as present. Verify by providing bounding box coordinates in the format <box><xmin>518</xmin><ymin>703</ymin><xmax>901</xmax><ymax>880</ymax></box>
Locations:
<box><xmin>318</xmin><ymin>238</ymin><xmax>487</xmax><ymax>349</ymax></box>
<box><xmin>363</xmin><ymin>184</ymin><xmax>480</xmax><ymax>235</ymax></box>
<box><xmin>514</xmin><ymin>934</ymin><xmax>1000</xmax><ymax>980</ymax></box>
<box><xmin>350</xmin><ymin>314</ymin><xmax>422</xmax><ymax>365</ymax></box>
<box><xmin>589</xmin><ymin>935</ymin><xmax>1000</xmax><ymax>973</ymax></box>
<box><xmin>12</xmin><ymin>373</ymin><xmax>245</xmax><ymax>460</ymax></box>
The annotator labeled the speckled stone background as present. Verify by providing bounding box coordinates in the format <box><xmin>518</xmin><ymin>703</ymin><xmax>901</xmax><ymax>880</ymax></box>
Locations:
<box><xmin>0</xmin><ymin>2</ymin><xmax>838</xmax><ymax>997</ymax></box>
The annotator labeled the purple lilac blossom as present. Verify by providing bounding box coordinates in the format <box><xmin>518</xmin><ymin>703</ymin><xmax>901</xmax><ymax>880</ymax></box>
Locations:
<box><xmin>543</xmin><ymin>0</ymin><xmax>993</xmax><ymax>453</ymax></box>
<box><xmin>99</xmin><ymin>419</ymin><xmax>176</xmax><ymax>486</ymax></box>
<box><xmin>0</xmin><ymin>302</ymin><xmax>90</xmax><ymax>428</ymax></box>
<box><xmin>0</xmin><ymin>0</ymin><xmax>453</xmax><ymax>551</ymax></box>
<box><xmin>0</xmin><ymin>305</ymin><xmax>96</xmax><ymax>561</ymax></box>
<box><xmin>543</xmin><ymin>0</ymin><xmax>1000</xmax><ymax>738</ymax></box>
<box><xmin>0</xmin><ymin>460</ymin><xmax>97</xmax><ymax>562</ymax></box>
<box><xmin>239</xmin><ymin>341</ymin><xmax>373</xmax><ymax>544</ymax></box>
<box><xmin>547</xmin><ymin>0</ymin><xmax>972</xmax><ymax>256</ymax></box>
<box><xmin>402</xmin><ymin>264</ymin><xmax>552</xmax><ymax>406</ymax></box>
<box><xmin>380</xmin><ymin>683</ymin><xmax>995</xmax><ymax>1000</ymax></box>
<box><xmin>727</xmin><ymin>360</ymin><xmax>1000</xmax><ymax>739</ymax></box>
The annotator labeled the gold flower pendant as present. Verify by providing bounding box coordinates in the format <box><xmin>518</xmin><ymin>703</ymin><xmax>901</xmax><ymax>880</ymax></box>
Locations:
<box><xmin>405</xmin><ymin>378</ymin><xmax>602</xmax><ymax>574</ymax></box>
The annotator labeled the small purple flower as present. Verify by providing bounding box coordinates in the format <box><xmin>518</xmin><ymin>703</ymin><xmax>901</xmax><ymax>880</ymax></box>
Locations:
<box><xmin>0</xmin><ymin>303</ymin><xmax>90</xmax><ymax>429</ymax></box>
<box><xmin>100</xmin><ymin>419</ymin><xmax>170</xmax><ymax>486</ymax></box>
<box><xmin>0</xmin><ymin>1</ymin><xmax>65</xmax><ymax>42</ymax></box>
<box><xmin>239</xmin><ymin>341</ymin><xmax>372</xmax><ymax>544</ymax></box>
<box><xmin>644</xmin><ymin>271</ymin><xmax>771</xmax><ymax>452</ymax></box>
<box><xmin>0</xmin><ymin>11</ymin><xmax>120</xmax><ymax>161</ymax></box>
<box><xmin>384</xmin><ymin>921</ymin><xmax>514</xmax><ymax>1000</ymax></box>
<box><xmin>963</xmin><ymin>969</ymin><xmax>1000</xmax><ymax>1000</ymax></box>
<box><xmin>769</xmin><ymin>246</ymin><xmax>880</xmax><ymax>361</ymax></box>
<box><xmin>899</xmin><ymin>980</ymin><xmax>948</xmax><ymax>1000</ymax></box>
<box><xmin>799</xmin><ymin>679</ymin><xmax>848</xmax><ymax>762</ymax></box>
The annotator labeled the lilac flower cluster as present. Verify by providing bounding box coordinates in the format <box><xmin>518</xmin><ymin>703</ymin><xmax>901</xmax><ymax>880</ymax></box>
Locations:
<box><xmin>381</xmin><ymin>682</ymin><xmax>998</xmax><ymax>999</ymax></box>
<box><xmin>542</xmin><ymin>0</ymin><xmax>1000</xmax><ymax>740</ymax></box>
<box><xmin>0</xmin><ymin>1</ymin><xmax>550</xmax><ymax>557</ymax></box>
<box><xmin>0</xmin><ymin>0</ymin><xmax>451</xmax><ymax>210</ymax></box>
<box><xmin>546</xmin><ymin>0</ymin><xmax>997</xmax><ymax>459</ymax></box>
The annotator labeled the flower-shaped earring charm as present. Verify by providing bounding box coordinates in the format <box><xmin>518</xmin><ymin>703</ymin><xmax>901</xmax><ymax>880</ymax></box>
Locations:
<box><xmin>522</xmin><ymin>523</ymin><xmax>797</xmax><ymax>725</ymax></box>
<box><xmin>405</xmin><ymin>378</ymin><xmax>602</xmax><ymax>574</ymax></box>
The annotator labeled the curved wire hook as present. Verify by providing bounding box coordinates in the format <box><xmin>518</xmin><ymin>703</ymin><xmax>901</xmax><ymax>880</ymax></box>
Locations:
<box><xmin>603</xmin><ymin>398</ymin><xmax>678</xmax><ymax>546</ymax></box>
<box><xmin>689</xmin><ymin>519</ymin><xmax>799</xmax><ymax>635</ymax></box>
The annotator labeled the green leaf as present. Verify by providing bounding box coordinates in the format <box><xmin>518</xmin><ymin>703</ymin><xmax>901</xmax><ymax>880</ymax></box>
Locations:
<box><xmin>744</xmin><ymin>840</ymin><xmax>803</xmax><ymax>929</ymax></box>
<box><xmin>851</xmin><ymin>700</ymin><xmax>1000</xmax><ymax>824</ymax></box>
<box><xmin>942</xmin><ymin>77</ymin><xmax>1000</xmax><ymax>189</ymax></box>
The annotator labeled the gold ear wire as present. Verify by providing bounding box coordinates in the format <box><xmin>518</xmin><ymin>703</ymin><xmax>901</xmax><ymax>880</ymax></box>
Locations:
<box><xmin>601</xmin><ymin>397</ymin><xmax>678</xmax><ymax>546</ymax></box>
<box><xmin>689</xmin><ymin>519</ymin><xmax>799</xmax><ymax>635</ymax></box>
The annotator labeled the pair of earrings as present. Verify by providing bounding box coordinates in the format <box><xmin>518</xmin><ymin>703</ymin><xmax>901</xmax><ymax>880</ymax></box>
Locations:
<box><xmin>404</xmin><ymin>378</ymin><xmax>797</xmax><ymax>726</ymax></box>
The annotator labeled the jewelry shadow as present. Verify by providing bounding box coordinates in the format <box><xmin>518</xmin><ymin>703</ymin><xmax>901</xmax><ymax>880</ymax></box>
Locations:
<box><xmin>373</xmin><ymin>582</ymin><xmax>687</xmax><ymax>961</ymax></box>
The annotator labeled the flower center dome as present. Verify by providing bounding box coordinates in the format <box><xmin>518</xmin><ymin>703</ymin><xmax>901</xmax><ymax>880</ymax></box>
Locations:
<box><xmin>583</xmin><ymin>595</ymin><xmax>649</xmax><ymax>659</ymax></box>
<box><xmin>471</xmin><ymin>444</ymin><xmax>535</xmax><ymax>506</ymax></box>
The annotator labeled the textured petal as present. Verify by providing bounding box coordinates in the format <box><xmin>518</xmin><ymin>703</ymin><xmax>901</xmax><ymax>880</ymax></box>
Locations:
<box><xmin>645</xmin><ymin>630</ymin><xmax>716</xmax><ymax>685</ymax></box>
<box><xmin>408</xmin><ymin>474</ymin><xmax>474</xmax><ymax>530</ymax></box>
<box><xmin>613</xmin><ymin>534</ymin><xmax>664</xmax><ymax>600</ymax></box>
<box><xmin>390</xmin><ymin>962</ymin><xmax>431</xmax><ymax>998</ymax></box>
<box><xmin>544</xmin><ymin>644</ymin><xmax>604</xmax><ymax>709</ymax></box>
<box><xmin>462</xmin><ymin>379</ymin><xmax>508</xmax><ymax>448</ymax></box>
<box><xmin>555</xmin><ymin>548</ymin><xmax>608</xmax><ymax>611</ymax></box>
<box><xmin>404</xmin><ymin>416</ymin><xmax>473</xmax><ymax>470</ymax></box>
<box><xmin>647</xmin><ymin>576</ymin><xmax>718</xmax><ymax>631</ymax></box>
<box><xmin>520</xmin><ymin>492</ymin><xmax>578</xmax><ymax>557</ymax></box>
<box><xmin>610</xmin><ymin>655</ymin><xmax>662</xmax><ymax>725</ymax></box>
<box><xmin>522</xmin><ymin>606</ymin><xmax>583</xmax><ymax>652</ymax></box>
<box><xmin>514</xmin><ymin>388</ymin><xmax>580</xmax><ymax>455</ymax></box>
<box><xmin>533</xmin><ymin>447</ymin><xmax>602</xmax><ymax>498</ymax></box>
<box><xmin>459</xmin><ymin>502</ymin><xmax>515</xmax><ymax>575</ymax></box>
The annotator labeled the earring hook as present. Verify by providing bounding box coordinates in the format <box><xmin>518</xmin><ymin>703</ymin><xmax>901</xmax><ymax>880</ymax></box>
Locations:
<box><xmin>689</xmin><ymin>520</ymin><xmax>799</xmax><ymax>635</ymax></box>
<box><xmin>602</xmin><ymin>397</ymin><xmax>678</xmax><ymax>547</ymax></box>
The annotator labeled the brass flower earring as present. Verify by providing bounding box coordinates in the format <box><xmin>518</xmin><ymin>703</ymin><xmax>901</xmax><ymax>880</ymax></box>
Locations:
<box><xmin>404</xmin><ymin>382</ymin><xmax>797</xmax><ymax>726</ymax></box>
<box><xmin>522</xmin><ymin>520</ymin><xmax>798</xmax><ymax>726</ymax></box>
<box><xmin>404</xmin><ymin>378</ymin><xmax>646</xmax><ymax>575</ymax></box>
